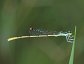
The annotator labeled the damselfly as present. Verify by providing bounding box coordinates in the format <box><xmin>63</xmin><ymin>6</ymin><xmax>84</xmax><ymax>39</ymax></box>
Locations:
<box><xmin>7</xmin><ymin>27</ymin><xmax>74</xmax><ymax>43</ymax></box>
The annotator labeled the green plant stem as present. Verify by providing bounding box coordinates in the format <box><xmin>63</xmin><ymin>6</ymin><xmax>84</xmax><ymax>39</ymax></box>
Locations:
<box><xmin>69</xmin><ymin>26</ymin><xmax>76</xmax><ymax>64</ymax></box>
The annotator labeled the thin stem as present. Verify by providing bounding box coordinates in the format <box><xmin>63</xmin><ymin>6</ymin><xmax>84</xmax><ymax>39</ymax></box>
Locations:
<box><xmin>69</xmin><ymin>26</ymin><xmax>76</xmax><ymax>64</ymax></box>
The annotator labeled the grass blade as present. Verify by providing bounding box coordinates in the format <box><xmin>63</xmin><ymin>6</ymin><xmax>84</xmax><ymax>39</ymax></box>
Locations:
<box><xmin>69</xmin><ymin>26</ymin><xmax>76</xmax><ymax>64</ymax></box>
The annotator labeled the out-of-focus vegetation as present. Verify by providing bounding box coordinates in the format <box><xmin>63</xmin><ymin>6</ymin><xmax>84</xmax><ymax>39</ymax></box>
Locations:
<box><xmin>0</xmin><ymin>0</ymin><xmax>84</xmax><ymax>64</ymax></box>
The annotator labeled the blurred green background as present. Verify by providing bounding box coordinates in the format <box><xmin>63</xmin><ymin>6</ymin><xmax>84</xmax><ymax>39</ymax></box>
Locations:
<box><xmin>0</xmin><ymin>0</ymin><xmax>84</xmax><ymax>64</ymax></box>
